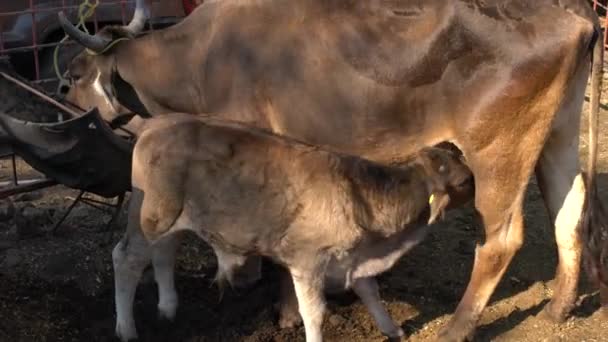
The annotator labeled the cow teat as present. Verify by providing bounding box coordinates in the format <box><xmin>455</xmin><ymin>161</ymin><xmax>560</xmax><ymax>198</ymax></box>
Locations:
<box><xmin>428</xmin><ymin>190</ymin><xmax>450</xmax><ymax>225</ymax></box>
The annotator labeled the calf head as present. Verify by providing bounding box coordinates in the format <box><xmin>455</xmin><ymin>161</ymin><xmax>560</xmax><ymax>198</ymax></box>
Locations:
<box><xmin>412</xmin><ymin>147</ymin><xmax>475</xmax><ymax>224</ymax></box>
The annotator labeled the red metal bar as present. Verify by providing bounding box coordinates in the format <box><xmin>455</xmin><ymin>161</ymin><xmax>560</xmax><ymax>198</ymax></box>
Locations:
<box><xmin>120</xmin><ymin>0</ymin><xmax>128</xmax><ymax>26</ymax></box>
<box><xmin>0</xmin><ymin>21</ymin><xmax>4</xmax><ymax>55</ymax></box>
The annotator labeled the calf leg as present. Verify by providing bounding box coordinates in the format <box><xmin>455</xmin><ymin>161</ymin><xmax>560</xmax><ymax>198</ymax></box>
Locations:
<box><xmin>153</xmin><ymin>234</ymin><xmax>181</xmax><ymax>321</ymax></box>
<box><xmin>352</xmin><ymin>277</ymin><xmax>404</xmax><ymax>340</ymax></box>
<box><xmin>290</xmin><ymin>268</ymin><xmax>326</xmax><ymax>342</ymax></box>
<box><xmin>113</xmin><ymin>229</ymin><xmax>152</xmax><ymax>342</ymax></box>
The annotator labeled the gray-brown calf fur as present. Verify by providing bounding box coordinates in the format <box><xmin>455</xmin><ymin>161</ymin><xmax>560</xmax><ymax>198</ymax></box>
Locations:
<box><xmin>112</xmin><ymin>113</ymin><xmax>474</xmax><ymax>342</ymax></box>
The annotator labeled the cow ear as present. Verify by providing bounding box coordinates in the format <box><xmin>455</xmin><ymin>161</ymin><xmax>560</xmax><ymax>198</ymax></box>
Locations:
<box><xmin>414</xmin><ymin>149</ymin><xmax>437</xmax><ymax>175</ymax></box>
<box><xmin>110</xmin><ymin>65</ymin><xmax>152</xmax><ymax>118</ymax></box>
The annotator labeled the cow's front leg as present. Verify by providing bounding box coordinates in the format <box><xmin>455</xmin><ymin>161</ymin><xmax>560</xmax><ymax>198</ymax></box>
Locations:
<box><xmin>352</xmin><ymin>277</ymin><xmax>404</xmax><ymax>341</ymax></box>
<box><xmin>438</xmin><ymin>156</ymin><xmax>527</xmax><ymax>342</ymax></box>
<box><xmin>290</xmin><ymin>267</ymin><xmax>326</xmax><ymax>342</ymax></box>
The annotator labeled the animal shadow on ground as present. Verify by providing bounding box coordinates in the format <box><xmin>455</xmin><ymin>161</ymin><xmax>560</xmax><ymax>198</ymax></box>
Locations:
<box><xmin>376</xmin><ymin>173</ymin><xmax>608</xmax><ymax>341</ymax></box>
<box><xmin>155</xmin><ymin>173</ymin><xmax>606</xmax><ymax>341</ymax></box>
<box><xmin>0</xmin><ymin>174</ymin><xmax>606</xmax><ymax>342</ymax></box>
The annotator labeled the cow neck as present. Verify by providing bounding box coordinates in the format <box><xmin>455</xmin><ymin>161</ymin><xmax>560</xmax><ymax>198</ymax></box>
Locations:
<box><xmin>111</xmin><ymin>63</ymin><xmax>152</xmax><ymax>118</ymax></box>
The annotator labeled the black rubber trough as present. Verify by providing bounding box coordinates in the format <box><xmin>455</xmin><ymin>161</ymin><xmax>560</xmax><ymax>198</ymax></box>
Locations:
<box><xmin>0</xmin><ymin>60</ymin><xmax>133</xmax><ymax>199</ymax></box>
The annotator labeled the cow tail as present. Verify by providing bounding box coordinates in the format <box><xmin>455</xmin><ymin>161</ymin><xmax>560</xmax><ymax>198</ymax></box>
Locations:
<box><xmin>582</xmin><ymin>25</ymin><xmax>608</xmax><ymax>310</ymax></box>
<box><xmin>587</xmin><ymin>27</ymin><xmax>602</xmax><ymax>200</ymax></box>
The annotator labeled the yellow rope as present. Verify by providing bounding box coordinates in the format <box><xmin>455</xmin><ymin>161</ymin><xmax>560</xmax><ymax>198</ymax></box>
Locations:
<box><xmin>85</xmin><ymin>37</ymin><xmax>130</xmax><ymax>56</ymax></box>
<box><xmin>52</xmin><ymin>0</ymin><xmax>100</xmax><ymax>84</ymax></box>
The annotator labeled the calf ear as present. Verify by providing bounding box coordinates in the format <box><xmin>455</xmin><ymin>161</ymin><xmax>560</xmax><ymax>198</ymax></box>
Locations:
<box><xmin>428</xmin><ymin>192</ymin><xmax>450</xmax><ymax>225</ymax></box>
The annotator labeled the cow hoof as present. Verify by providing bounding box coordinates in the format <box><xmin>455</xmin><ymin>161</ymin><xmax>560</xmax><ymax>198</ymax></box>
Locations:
<box><xmin>600</xmin><ymin>305</ymin><xmax>608</xmax><ymax>318</ymax></box>
<box><xmin>539</xmin><ymin>302</ymin><xmax>569</xmax><ymax>324</ymax></box>
<box><xmin>598</xmin><ymin>283</ymin><xmax>608</xmax><ymax>318</ymax></box>
<box><xmin>278</xmin><ymin>310</ymin><xmax>303</xmax><ymax>329</ymax></box>
<box><xmin>436</xmin><ymin>319</ymin><xmax>476</xmax><ymax>342</ymax></box>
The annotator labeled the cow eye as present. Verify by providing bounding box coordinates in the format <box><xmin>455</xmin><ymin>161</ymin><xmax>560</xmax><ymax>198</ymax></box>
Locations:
<box><xmin>59</xmin><ymin>84</ymin><xmax>71</xmax><ymax>95</ymax></box>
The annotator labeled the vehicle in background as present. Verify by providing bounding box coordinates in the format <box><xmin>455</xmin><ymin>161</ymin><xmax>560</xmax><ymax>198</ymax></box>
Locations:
<box><xmin>182</xmin><ymin>0</ymin><xmax>204</xmax><ymax>16</ymax></box>
<box><xmin>0</xmin><ymin>0</ymin><xmax>187</xmax><ymax>91</ymax></box>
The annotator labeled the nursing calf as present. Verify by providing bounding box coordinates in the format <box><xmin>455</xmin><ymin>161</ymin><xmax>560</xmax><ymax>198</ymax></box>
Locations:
<box><xmin>112</xmin><ymin>114</ymin><xmax>474</xmax><ymax>342</ymax></box>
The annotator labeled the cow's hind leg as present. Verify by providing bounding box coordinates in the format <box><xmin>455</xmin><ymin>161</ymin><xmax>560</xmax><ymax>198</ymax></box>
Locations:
<box><xmin>153</xmin><ymin>233</ymin><xmax>181</xmax><ymax>321</ymax></box>
<box><xmin>438</xmin><ymin>149</ymin><xmax>530</xmax><ymax>341</ymax></box>
<box><xmin>535</xmin><ymin>64</ymin><xmax>588</xmax><ymax>322</ymax></box>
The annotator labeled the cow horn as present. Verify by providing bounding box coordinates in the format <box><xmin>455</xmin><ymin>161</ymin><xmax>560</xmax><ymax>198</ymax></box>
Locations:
<box><xmin>125</xmin><ymin>0</ymin><xmax>149</xmax><ymax>35</ymax></box>
<box><xmin>58</xmin><ymin>11</ymin><xmax>110</xmax><ymax>53</ymax></box>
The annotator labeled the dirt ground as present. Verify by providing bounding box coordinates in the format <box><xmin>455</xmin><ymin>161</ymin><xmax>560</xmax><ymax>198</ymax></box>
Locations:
<box><xmin>2</xmin><ymin>82</ymin><xmax>608</xmax><ymax>342</ymax></box>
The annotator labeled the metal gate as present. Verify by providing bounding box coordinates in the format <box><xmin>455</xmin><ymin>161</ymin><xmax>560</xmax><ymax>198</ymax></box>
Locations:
<box><xmin>0</xmin><ymin>0</ymin><xmax>185</xmax><ymax>91</ymax></box>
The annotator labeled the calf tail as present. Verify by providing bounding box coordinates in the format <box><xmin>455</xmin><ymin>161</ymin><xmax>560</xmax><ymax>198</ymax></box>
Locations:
<box><xmin>582</xmin><ymin>26</ymin><xmax>608</xmax><ymax>310</ymax></box>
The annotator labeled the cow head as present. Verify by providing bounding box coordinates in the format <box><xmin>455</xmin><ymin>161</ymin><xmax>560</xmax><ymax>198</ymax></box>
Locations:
<box><xmin>58</xmin><ymin>0</ymin><xmax>150</xmax><ymax>123</ymax></box>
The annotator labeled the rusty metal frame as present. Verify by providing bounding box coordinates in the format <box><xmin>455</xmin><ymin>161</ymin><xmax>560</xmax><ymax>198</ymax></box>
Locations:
<box><xmin>0</xmin><ymin>1</ymin><xmax>186</xmax><ymax>231</ymax></box>
<box><xmin>0</xmin><ymin>0</ymin><xmax>185</xmax><ymax>88</ymax></box>
<box><xmin>0</xmin><ymin>151</ymin><xmax>58</xmax><ymax>198</ymax></box>
<box><xmin>0</xmin><ymin>0</ymin><xmax>138</xmax><ymax>86</ymax></box>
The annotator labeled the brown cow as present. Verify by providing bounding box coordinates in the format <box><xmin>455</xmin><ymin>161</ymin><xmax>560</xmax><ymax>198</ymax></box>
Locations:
<box><xmin>114</xmin><ymin>113</ymin><xmax>474</xmax><ymax>341</ymax></box>
<box><xmin>59</xmin><ymin>1</ymin><xmax>607</xmax><ymax>340</ymax></box>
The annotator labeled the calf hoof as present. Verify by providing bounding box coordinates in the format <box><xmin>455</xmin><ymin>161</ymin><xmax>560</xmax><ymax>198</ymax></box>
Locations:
<box><xmin>115</xmin><ymin>323</ymin><xmax>138</xmax><ymax>342</ymax></box>
<box><xmin>436</xmin><ymin>318</ymin><xmax>476</xmax><ymax>342</ymax></box>
<box><xmin>385</xmin><ymin>327</ymin><xmax>405</xmax><ymax>342</ymax></box>
<box><xmin>157</xmin><ymin>299</ymin><xmax>178</xmax><ymax>321</ymax></box>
